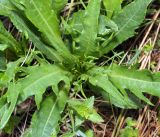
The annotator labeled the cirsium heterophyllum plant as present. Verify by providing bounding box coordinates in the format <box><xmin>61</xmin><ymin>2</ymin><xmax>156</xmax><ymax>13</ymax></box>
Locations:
<box><xmin>0</xmin><ymin>0</ymin><xmax>159</xmax><ymax>136</ymax></box>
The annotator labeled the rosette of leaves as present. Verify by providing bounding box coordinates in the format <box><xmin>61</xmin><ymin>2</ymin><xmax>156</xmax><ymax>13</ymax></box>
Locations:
<box><xmin>0</xmin><ymin>0</ymin><xmax>159</xmax><ymax>136</ymax></box>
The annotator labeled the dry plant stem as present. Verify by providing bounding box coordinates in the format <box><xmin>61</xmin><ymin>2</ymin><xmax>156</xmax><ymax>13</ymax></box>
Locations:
<box><xmin>116</xmin><ymin>10</ymin><xmax>160</xmax><ymax>137</ymax></box>
<box><xmin>151</xmin><ymin>126</ymin><xmax>160</xmax><ymax>137</ymax></box>
<box><xmin>139</xmin><ymin>9</ymin><xmax>160</xmax><ymax>69</ymax></box>
<box><xmin>21</xmin><ymin>42</ymin><xmax>33</xmax><ymax>67</ymax></box>
<box><xmin>95</xmin><ymin>99</ymin><xmax>109</xmax><ymax>103</ymax></box>
<box><xmin>138</xmin><ymin>38</ymin><xmax>151</xmax><ymax>63</ymax></box>
<box><xmin>64</xmin><ymin>1</ymin><xmax>88</xmax><ymax>12</ymax></box>
<box><xmin>102</xmin><ymin>123</ymin><xmax>107</xmax><ymax>137</ymax></box>
<box><xmin>80</xmin><ymin>0</ymin><xmax>86</xmax><ymax>9</ymax></box>
<box><xmin>119</xmin><ymin>9</ymin><xmax>159</xmax><ymax>65</ymax></box>
<box><xmin>141</xmin><ymin>110</ymin><xmax>150</xmax><ymax>136</ymax></box>
<box><xmin>66</xmin><ymin>0</ymin><xmax>74</xmax><ymax>22</ymax></box>
<box><xmin>114</xmin><ymin>111</ymin><xmax>127</xmax><ymax>137</ymax></box>
<box><xmin>20</xmin><ymin>106</ymin><xmax>31</xmax><ymax>137</ymax></box>
<box><xmin>111</xmin><ymin>109</ymin><xmax>125</xmax><ymax>137</ymax></box>
<box><xmin>119</xmin><ymin>26</ymin><xmax>147</xmax><ymax>65</ymax></box>
<box><xmin>136</xmin><ymin>10</ymin><xmax>160</xmax><ymax>136</ymax></box>
<box><xmin>155</xmin><ymin>60</ymin><xmax>160</xmax><ymax>71</ymax></box>
<box><xmin>136</xmin><ymin>97</ymin><xmax>152</xmax><ymax>130</ymax></box>
<box><xmin>140</xmin><ymin>21</ymin><xmax>160</xmax><ymax>69</ymax></box>
<box><xmin>152</xmin><ymin>22</ymin><xmax>160</xmax><ymax>46</ymax></box>
<box><xmin>153</xmin><ymin>22</ymin><xmax>160</xmax><ymax>71</ymax></box>
<box><xmin>138</xmin><ymin>9</ymin><xmax>160</xmax><ymax>50</ymax></box>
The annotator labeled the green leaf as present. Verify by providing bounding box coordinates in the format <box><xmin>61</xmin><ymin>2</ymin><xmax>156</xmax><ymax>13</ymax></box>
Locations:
<box><xmin>101</xmin><ymin>0</ymin><xmax>152</xmax><ymax>55</ymax></box>
<box><xmin>0</xmin><ymin>58</ymin><xmax>24</xmax><ymax>87</ymax></box>
<box><xmin>0</xmin><ymin>84</ymin><xmax>19</xmax><ymax>129</ymax></box>
<box><xmin>0</xmin><ymin>72</ymin><xmax>3</xmax><ymax>77</ymax></box>
<box><xmin>85</xmin><ymin>130</ymin><xmax>93</xmax><ymax>137</ymax></box>
<box><xmin>125</xmin><ymin>117</ymin><xmax>137</xmax><ymax>127</ymax></box>
<box><xmin>52</xmin><ymin>0</ymin><xmax>68</xmax><ymax>15</ymax></box>
<box><xmin>0</xmin><ymin>44</ymin><xmax>9</xmax><ymax>51</ymax></box>
<box><xmin>17</xmin><ymin>64</ymin><xmax>72</xmax><ymax>108</ymax></box>
<box><xmin>0</xmin><ymin>0</ymin><xmax>13</xmax><ymax>15</ymax></box>
<box><xmin>63</xmin><ymin>10</ymin><xmax>84</xmax><ymax>37</ymax></box>
<box><xmin>61</xmin><ymin>132</ymin><xmax>75</xmax><ymax>137</ymax></box>
<box><xmin>0</xmin><ymin>97</ymin><xmax>7</xmax><ymax>118</ymax></box>
<box><xmin>13</xmin><ymin>14</ymin><xmax>63</xmax><ymax>62</ymax></box>
<box><xmin>120</xmin><ymin>118</ymin><xmax>138</xmax><ymax>137</ymax></box>
<box><xmin>21</xmin><ymin>129</ymin><xmax>32</xmax><ymax>137</ymax></box>
<box><xmin>3</xmin><ymin>116</ymin><xmax>21</xmax><ymax>134</ymax></box>
<box><xmin>0</xmin><ymin>0</ymin><xmax>77</xmax><ymax>65</ymax></box>
<box><xmin>0</xmin><ymin>21</ymin><xmax>21</xmax><ymax>54</ymax></box>
<box><xmin>103</xmin><ymin>0</ymin><xmax>122</xmax><ymax>18</ymax></box>
<box><xmin>0</xmin><ymin>52</ymin><xmax>6</xmax><ymax>71</ymax></box>
<box><xmin>0</xmin><ymin>0</ymin><xmax>63</xmax><ymax>62</ymax></box>
<box><xmin>107</xmin><ymin>64</ymin><xmax>160</xmax><ymax>103</ymax></box>
<box><xmin>88</xmin><ymin>69</ymin><xmax>134</xmax><ymax>108</ymax></box>
<box><xmin>88</xmin><ymin>64</ymin><xmax>160</xmax><ymax>108</ymax></box>
<box><xmin>13</xmin><ymin>0</ymin><xmax>73</xmax><ymax>61</ymax></box>
<box><xmin>0</xmin><ymin>64</ymin><xmax>72</xmax><ymax>129</ymax></box>
<box><xmin>120</xmin><ymin>127</ymin><xmax>138</xmax><ymax>137</ymax></box>
<box><xmin>98</xmin><ymin>15</ymin><xmax>118</xmax><ymax>36</ymax></box>
<box><xmin>68</xmin><ymin>97</ymin><xmax>103</xmax><ymax>123</ymax></box>
<box><xmin>27</xmin><ymin>92</ymin><xmax>67</xmax><ymax>137</ymax></box>
<box><xmin>0</xmin><ymin>0</ymin><xmax>157</xmax><ymax>135</ymax></box>
<box><xmin>73</xmin><ymin>0</ymin><xmax>101</xmax><ymax>56</ymax></box>
<box><xmin>76</xmin><ymin>130</ymin><xmax>87</xmax><ymax>137</ymax></box>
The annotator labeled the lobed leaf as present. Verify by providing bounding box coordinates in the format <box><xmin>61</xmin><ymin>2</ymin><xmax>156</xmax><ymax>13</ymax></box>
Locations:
<box><xmin>0</xmin><ymin>64</ymin><xmax>72</xmax><ymax>129</ymax></box>
<box><xmin>17</xmin><ymin>64</ymin><xmax>72</xmax><ymax>108</ymax></box>
<box><xmin>88</xmin><ymin>69</ymin><xmax>137</xmax><ymax>108</ymax></box>
<box><xmin>68</xmin><ymin>97</ymin><xmax>103</xmax><ymax>123</ymax></box>
<box><xmin>100</xmin><ymin>0</ymin><xmax>152</xmax><ymax>55</ymax></box>
<box><xmin>88</xmin><ymin>64</ymin><xmax>160</xmax><ymax>108</ymax></box>
<box><xmin>73</xmin><ymin>0</ymin><xmax>101</xmax><ymax>56</ymax></box>
<box><xmin>0</xmin><ymin>58</ymin><xmax>24</xmax><ymax>87</ymax></box>
<box><xmin>107</xmin><ymin>64</ymin><xmax>160</xmax><ymax>100</ymax></box>
<box><xmin>13</xmin><ymin>0</ymin><xmax>73</xmax><ymax>61</ymax></box>
<box><xmin>0</xmin><ymin>0</ymin><xmax>63</xmax><ymax>62</ymax></box>
<box><xmin>27</xmin><ymin>92</ymin><xmax>67</xmax><ymax>137</ymax></box>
